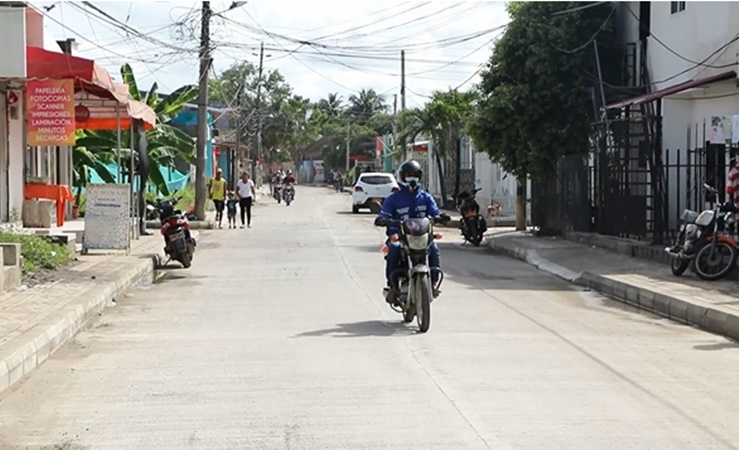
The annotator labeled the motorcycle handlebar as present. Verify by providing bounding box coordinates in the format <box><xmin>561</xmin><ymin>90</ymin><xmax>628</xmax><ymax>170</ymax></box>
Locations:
<box><xmin>374</xmin><ymin>216</ymin><xmax>449</xmax><ymax>227</ymax></box>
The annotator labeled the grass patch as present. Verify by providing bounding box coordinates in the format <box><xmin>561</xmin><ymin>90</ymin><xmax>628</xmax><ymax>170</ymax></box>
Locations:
<box><xmin>0</xmin><ymin>231</ymin><xmax>72</xmax><ymax>274</ymax></box>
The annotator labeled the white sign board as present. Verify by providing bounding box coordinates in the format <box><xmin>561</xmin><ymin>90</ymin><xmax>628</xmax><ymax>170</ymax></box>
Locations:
<box><xmin>83</xmin><ymin>183</ymin><xmax>131</xmax><ymax>251</ymax></box>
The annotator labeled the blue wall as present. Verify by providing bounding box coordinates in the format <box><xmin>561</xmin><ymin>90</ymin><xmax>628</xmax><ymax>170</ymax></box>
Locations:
<box><xmin>171</xmin><ymin>109</ymin><xmax>216</xmax><ymax>178</ymax></box>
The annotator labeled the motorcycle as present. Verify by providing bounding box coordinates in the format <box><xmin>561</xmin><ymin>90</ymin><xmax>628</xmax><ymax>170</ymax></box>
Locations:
<box><xmin>454</xmin><ymin>187</ymin><xmax>487</xmax><ymax>246</ymax></box>
<box><xmin>273</xmin><ymin>185</ymin><xmax>283</xmax><ymax>204</ymax></box>
<box><xmin>149</xmin><ymin>193</ymin><xmax>197</xmax><ymax>268</ymax></box>
<box><xmin>690</xmin><ymin>187</ymin><xmax>738</xmax><ymax>281</ymax></box>
<box><xmin>665</xmin><ymin>184</ymin><xmax>725</xmax><ymax>276</ymax></box>
<box><xmin>283</xmin><ymin>184</ymin><xmax>295</xmax><ymax>206</ymax></box>
<box><xmin>335</xmin><ymin>176</ymin><xmax>344</xmax><ymax>193</ymax></box>
<box><xmin>375</xmin><ymin>216</ymin><xmax>446</xmax><ymax>333</ymax></box>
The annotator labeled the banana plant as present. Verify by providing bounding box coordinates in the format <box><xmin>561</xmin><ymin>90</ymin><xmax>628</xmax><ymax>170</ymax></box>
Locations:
<box><xmin>73</xmin><ymin>64</ymin><xmax>198</xmax><ymax>196</ymax></box>
<box><xmin>72</xmin><ymin>130</ymin><xmax>116</xmax><ymax>206</ymax></box>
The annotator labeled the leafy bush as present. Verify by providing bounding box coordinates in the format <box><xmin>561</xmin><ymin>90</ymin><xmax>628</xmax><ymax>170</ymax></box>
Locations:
<box><xmin>0</xmin><ymin>231</ymin><xmax>71</xmax><ymax>274</ymax></box>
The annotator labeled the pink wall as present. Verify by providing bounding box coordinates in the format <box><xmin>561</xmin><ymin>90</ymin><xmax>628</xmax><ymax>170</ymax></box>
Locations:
<box><xmin>25</xmin><ymin>7</ymin><xmax>43</xmax><ymax>48</ymax></box>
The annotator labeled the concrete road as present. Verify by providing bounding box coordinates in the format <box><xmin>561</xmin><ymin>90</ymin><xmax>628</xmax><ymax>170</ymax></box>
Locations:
<box><xmin>2</xmin><ymin>187</ymin><xmax>739</xmax><ymax>450</ymax></box>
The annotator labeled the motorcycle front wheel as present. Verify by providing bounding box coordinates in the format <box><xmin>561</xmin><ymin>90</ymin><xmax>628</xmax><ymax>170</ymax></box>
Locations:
<box><xmin>414</xmin><ymin>276</ymin><xmax>432</xmax><ymax>333</ymax></box>
<box><xmin>694</xmin><ymin>241</ymin><xmax>738</xmax><ymax>281</ymax></box>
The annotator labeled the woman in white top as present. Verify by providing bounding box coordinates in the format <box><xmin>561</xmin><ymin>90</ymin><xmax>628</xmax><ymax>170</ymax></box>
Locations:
<box><xmin>236</xmin><ymin>172</ymin><xmax>255</xmax><ymax>228</ymax></box>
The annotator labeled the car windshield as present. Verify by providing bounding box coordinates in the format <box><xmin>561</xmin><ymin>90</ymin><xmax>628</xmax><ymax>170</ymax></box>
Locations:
<box><xmin>360</xmin><ymin>175</ymin><xmax>394</xmax><ymax>185</ymax></box>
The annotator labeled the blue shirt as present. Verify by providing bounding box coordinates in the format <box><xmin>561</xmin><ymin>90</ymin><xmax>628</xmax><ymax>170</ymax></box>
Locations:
<box><xmin>378</xmin><ymin>187</ymin><xmax>442</xmax><ymax>236</ymax></box>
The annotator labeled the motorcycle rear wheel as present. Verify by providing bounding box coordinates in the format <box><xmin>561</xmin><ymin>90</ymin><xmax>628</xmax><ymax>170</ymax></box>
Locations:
<box><xmin>670</xmin><ymin>256</ymin><xmax>690</xmax><ymax>276</ymax></box>
<box><xmin>694</xmin><ymin>241</ymin><xmax>738</xmax><ymax>281</ymax></box>
<box><xmin>179</xmin><ymin>250</ymin><xmax>192</xmax><ymax>268</ymax></box>
<box><xmin>402</xmin><ymin>304</ymin><xmax>414</xmax><ymax>323</ymax></box>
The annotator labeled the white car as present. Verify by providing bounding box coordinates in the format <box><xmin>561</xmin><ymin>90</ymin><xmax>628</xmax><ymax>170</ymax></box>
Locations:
<box><xmin>352</xmin><ymin>172</ymin><xmax>399</xmax><ymax>213</ymax></box>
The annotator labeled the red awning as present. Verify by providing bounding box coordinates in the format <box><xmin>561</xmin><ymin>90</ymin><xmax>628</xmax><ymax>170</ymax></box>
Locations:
<box><xmin>25</xmin><ymin>46</ymin><xmax>156</xmax><ymax>129</ymax></box>
<box><xmin>605</xmin><ymin>70</ymin><xmax>737</xmax><ymax>110</ymax></box>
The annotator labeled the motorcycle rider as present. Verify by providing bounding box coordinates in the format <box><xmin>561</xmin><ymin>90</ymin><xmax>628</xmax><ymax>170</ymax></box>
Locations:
<box><xmin>282</xmin><ymin>170</ymin><xmax>297</xmax><ymax>198</ymax></box>
<box><xmin>374</xmin><ymin>160</ymin><xmax>450</xmax><ymax>305</ymax></box>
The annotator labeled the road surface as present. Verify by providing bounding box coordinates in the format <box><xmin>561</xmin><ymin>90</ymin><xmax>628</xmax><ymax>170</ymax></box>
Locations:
<box><xmin>2</xmin><ymin>186</ymin><xmax>739</xmax><ymax>450</ymax></box>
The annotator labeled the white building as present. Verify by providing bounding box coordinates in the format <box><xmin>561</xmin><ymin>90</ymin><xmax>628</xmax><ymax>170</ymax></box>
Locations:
<box><xmin>0</xmin><ymin>5</ymin><xmax>48</xmax><ymax>222</ymax></box>
<box><xmin>608</xmin><ymin>2</ymin><xmax>739</xmax><ymax>230</ymax></box>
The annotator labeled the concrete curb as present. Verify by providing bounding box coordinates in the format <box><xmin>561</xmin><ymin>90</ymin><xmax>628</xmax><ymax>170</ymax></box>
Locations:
<box><xmin>487</xmin><ymin>237</ymin><xmax>739</xmax><ymax>341</ymax></box>
<box><xmin>0</xmin><ymin>254</ymin><xmax>160</xmax><ymax>396</ymax></box>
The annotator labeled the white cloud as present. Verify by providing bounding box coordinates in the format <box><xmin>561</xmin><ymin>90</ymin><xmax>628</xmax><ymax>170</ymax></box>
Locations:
<box><xmin>36</xmin><ymin>0</ymin><xmax>508</xmax><ymax>106</ymax></box>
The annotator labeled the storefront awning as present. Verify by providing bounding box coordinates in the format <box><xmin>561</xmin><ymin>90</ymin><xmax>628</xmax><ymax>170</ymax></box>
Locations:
<box><xmin>25</xmin><ymin>46</ymin><xmax>156</xmax><ymax>129</ymax></box>
<box><xmin>605</xmin><ymin>70</ymin><xmax>737</xmax><ymax>110</ymax></box>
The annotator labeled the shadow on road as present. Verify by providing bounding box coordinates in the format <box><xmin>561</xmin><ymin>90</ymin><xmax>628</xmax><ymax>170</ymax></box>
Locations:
<box><xmin>435</xmin><ymin>241</ymin><xmax>573</xmax><ymax>291</ymax></box>
<box><xmin>693</xmin><ymin>342</ymin><xmax>739</xmax><ymax>351</ymax></box>
<box><xmin>294</xmin><ymin>320</ymin><xmax>420</xmax><ymax>338</ymax></box>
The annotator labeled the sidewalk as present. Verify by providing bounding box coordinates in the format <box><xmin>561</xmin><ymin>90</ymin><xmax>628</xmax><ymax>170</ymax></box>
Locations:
<box><xmin>488</xmin><ymin>231</ymin><xmax>739</xmax><ymax>341</ymax></box>
<box><xmin>0</xmin><ymin>233</ymin><xmax>170</xmax><ymax>396</ymax></box>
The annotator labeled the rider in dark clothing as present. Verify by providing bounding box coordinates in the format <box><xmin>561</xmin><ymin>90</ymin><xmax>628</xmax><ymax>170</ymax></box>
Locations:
<box><xmin>282</xmin><ymin>171</ymin><xmax>296</xmax><ymax>185</ymax></box>
<box><xmin>374</xmin><ymin>160</ymin><xmax>450</xmax><ymax>305</ymax></box>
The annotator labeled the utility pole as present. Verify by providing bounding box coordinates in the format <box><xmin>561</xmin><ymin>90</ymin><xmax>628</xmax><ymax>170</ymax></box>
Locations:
<box><xmin>345</xmin><ymin>121</ymin><xmax>351</xmax><ymax>172</ymax></box>
<box><xmin>254</xmin><ymin>41</ymin><xmax>265</xmax><ymax>185</ymax></box>
<box><xmin>400</xmin><ymin>50</ymin><xmax>407</xmax><ymax>160</ymax></box>
<box><xmin>194</xmin><ymin>1</ymin><xmax>212</xmax><ymax>221</ymax></box>
<box><xmin>391</xmin><ymin>94</ymin><xmax>398</xmax><ymax>170</ymax></box>
<box><xmin>233</xmin><ymin>84</ymin><xmax>242</xmax><ymax>190</ymax></box>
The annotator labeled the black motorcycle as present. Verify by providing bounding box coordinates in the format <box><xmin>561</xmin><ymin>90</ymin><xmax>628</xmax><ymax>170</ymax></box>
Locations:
<box><xmin>375</xmin><ymin>216</ymin><xmax>447</xmax><ymax>333</ymax></box>
<box><xmin>150</xmin><ymin>193</ymin><xmax>197</xmax><ymax>268</ymax></box>
<box><xmin>283</xmin><ymin>185</ymin><xmax>295</xmax><ymax>206</ymax></box>
<box><xmin>454</xmin><ymin>187</ymin><xmax>487</xmax><ymax>246</ymax></box>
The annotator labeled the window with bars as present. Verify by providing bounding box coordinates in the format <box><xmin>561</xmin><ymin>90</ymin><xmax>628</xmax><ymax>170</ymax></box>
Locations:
<box><xmin>670</xmin><ymin>1</ymin><xmax>686</xmax><ymax>14</ymax></box>
<box><xmin>459</xmin><ymin>137</ymin><xmax>474</xmax><ymax>170</ymax></box>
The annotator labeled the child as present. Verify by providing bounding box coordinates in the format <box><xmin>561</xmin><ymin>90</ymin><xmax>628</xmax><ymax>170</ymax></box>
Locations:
<box><xmin>226</xmin><ymin>191</ymin><xmax>239</xmax><ymax>229</ymax></box>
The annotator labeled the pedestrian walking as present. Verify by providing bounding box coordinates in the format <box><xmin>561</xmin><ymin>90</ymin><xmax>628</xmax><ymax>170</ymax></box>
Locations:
<box><xmin>236</xmin><ymin>172</ymin><xmax>255</xmax><ymax>228</ymax></box>
<box><xmin>208</xmin><ymin>168</ymin><xmax>227</xmax><ymax>228</ymax></box>
<box><xmin>226</xmin><ymin>191</ymin><xmax>238</xmax><ymax>229</ymax></box>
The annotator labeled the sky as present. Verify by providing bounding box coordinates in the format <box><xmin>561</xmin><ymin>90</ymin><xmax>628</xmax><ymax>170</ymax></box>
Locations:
<box><xmin>33</xmin><ymin>0</ymin><xmax>509</xmax><ymax>110</ymax></box>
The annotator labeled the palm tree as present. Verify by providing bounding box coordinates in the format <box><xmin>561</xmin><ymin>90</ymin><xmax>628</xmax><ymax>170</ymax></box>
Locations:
<box><xmin>74</xmin><ymin>64</ymin><xmax>199</xmax><ymax>195</ymax></box>
<box><xmin>347</xmin><ymin>88</ymin><xmax>386</xmax><ymax>124</ymax></box>
<box><xmin>317</xmin><ymin>92</ymin><xmax>343</xmax><ymax>117</ymax></box>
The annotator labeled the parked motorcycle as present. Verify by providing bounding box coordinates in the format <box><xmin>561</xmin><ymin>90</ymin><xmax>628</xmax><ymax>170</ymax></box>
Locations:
<box><xmin>665</xmin><ymin>184</ymin><xmax>722</xmax><ymax>276</ymax></box>
<box><xmin>690</xmin><ymin>188</ymin><xmax>738</xmax><ymax>281</ymax></box>
<box><xmin>375</xmin><ymin>216</ymin><xmax>446</xmax><ymax>333</ymax></box>
<box><xmin>454</xmin><ymin>187</ymin><xmax>487</xmax><ymax>246</ymax></box>
<box><xmin>283</xmin><ymin>185</ymin><xmax>295</xmax><ymax>206</ymax></box>
<box><xmin>273</xmin><ymin>185</ymin><xmax>283</xmax><ymax>204</ymax></box>
<box><xmin>149</xmin><ymin>192</ymin><xmax>197</xmax><ymax>268</ymax></box>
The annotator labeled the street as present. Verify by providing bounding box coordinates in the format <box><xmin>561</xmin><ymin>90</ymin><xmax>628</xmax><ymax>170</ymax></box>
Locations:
<box><xmin>2</xmin><ymin>187</ymin><xmax>739</xmax><ymax>450</ymax></box>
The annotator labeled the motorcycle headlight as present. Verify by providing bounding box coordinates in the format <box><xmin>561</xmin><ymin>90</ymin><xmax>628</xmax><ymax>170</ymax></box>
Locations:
<box><xmin>406</xmin><ymin>234</ymin><xmax>429</xmax><ymax>250</ymax></box>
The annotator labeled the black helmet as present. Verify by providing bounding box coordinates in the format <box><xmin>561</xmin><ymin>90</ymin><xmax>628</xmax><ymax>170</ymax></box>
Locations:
<box><xmin>398</xmin><ymin>160</ymin><xmax>423</xmax><ymax>188</ymax></box>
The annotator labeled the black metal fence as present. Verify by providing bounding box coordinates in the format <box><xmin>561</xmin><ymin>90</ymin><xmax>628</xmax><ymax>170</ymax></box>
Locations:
<box><xmin>532</xmin><ymin>142</ymin><xmax>738</xmax><ymax>244</ymax></box>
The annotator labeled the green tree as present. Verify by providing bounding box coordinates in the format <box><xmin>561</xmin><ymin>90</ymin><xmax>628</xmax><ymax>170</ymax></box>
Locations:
<box><xmin>399</xmin><ymin>89</ymin><xmax>476</xmax><ymax>205</ymax></box>
<box><xmin>469</xmin><ymin>1</ymin><xmax>619</xmax><ymax>180</ymax></box>
<box><xmin>74</xmin><ymin>64</ymin><xmax>198</xmax><ymax>195</ymax></box>
<box><xmin>209</xmin><ymin>61</ymin><xmax>296</xmax><ymax>160</ymax></box>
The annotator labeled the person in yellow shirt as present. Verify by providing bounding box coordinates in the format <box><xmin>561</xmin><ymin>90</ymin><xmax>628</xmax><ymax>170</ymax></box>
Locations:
<box><xmin>208</xmin><ymin>168</ymin><xmax>227</xmax><ymax>228</ymax></box>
